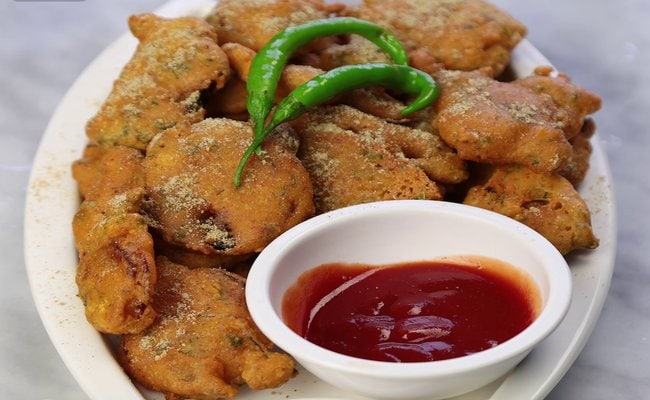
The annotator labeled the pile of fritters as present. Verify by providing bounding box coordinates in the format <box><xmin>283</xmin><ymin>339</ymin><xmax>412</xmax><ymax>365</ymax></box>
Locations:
<box><xmin>71</xmin><ymin>1</ymin><xmax>601</xmax><ymax>398</ymax></box>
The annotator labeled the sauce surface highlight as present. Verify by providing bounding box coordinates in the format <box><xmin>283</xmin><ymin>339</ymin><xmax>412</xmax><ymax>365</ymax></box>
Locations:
<box><xmin>282</xmin><ymin>259</ymin><xmax>539</xmax><ymax>362</ymax></box>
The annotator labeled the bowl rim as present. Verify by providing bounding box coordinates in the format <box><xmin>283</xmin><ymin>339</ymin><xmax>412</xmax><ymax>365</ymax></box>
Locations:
<box><xmin>245</xmin><ymin>200</ymin><xmax>572</xmax><ymax>379</ymax></box>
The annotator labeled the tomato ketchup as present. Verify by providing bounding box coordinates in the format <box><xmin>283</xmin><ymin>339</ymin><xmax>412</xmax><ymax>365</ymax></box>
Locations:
<box><xmin>282</xmin><ymin>259</ymin><xmax>539</xmax><ymax>362</ymax></box>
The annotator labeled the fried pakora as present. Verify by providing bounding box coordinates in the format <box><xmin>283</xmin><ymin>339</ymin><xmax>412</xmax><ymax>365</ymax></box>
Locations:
<box><xmin>203</xmin><ymin>76</ymin><xmax>249</xmax><ymax>116</ymax></box>
<box><xmin>72</xmin><ymin>145</ymin><xmax>145</xmax><ymax>247</ymax></box>
<box><xmin>355</xmin><ymin>0</ymin><xmax>526</xmax><ymax>76</ymax></box>
<box><xmin>316</xmin><ymin>34</ymin><xmax>392</xmax><ymax>70</ymax></box>
<box><xmin>463</xmin><ymin>165</ymin><xmax>598</xmax><ymax>254</ymax></box>
<box><xmin>221</xmin><ymin>42</ymin><xmax>324</xmax><ymax>95</ymax></box>
<box><xmin>119</xmin><ymin>258</ymin><xmax>295</xmax><ymax>400</ymax></box>
<box><xmin>557</xmin><ymin>119</ymin><xmax>596</xmax><ymax>186</ymax></box>
<box><xmin>515</xmin><ymin>68</ymin><xmax>602</xmax><ymax>139</ymax></box>
<box><xmin>86</xmin><ymin>14</ymin><xmax>230</xmax><ymax>150</ymax></box>
<box><xmin>434</xmin><ymin>68</ymin><xmax>601</xmax><ymax>174</ymax></box>
<box><xmin>72</xmin><ymin>145</ymin><xmax>157</xmax><ymax>334</ymax></box>
<box><xmin>206</xmin><ymin>0</ymin><xmax>344</xmax><ymax>51</ymax></box>
<box><xmin>206</xmin><ymin>42</ymin><xmax>324</xmax><ymax>116</ymax></box>
<box><xmin>292</xmin><ymin>105</ymin><xmax>467</xmax><ymax>212</ymax></box>
<box><xmin>435</xmin><ymin>70</ymin><xmax>571</xmax><ymax>172</ymax></box>
<box><xmin>72</xmin><ymin>144</ymin><xmax>145</xmax><ymax>204</ymax></box>
<box><xmin>75</xmin><ymin>212</ymin><xmax>157</xmax><ymax>334</ymax></box>
<box><xmin>143</xmin><ymin>118</ymin><xmax>314</xmax><ymax>255</ymax></box>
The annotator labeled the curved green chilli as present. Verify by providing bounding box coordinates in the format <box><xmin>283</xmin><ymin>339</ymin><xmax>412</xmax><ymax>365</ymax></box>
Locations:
<box><xmin>246</xmin><ymin>17</ymin><xmax>409</xmax><ymax>149</ymax></box>
<box><xmin>234</xmin><ymin>63</ymin><xmax>440</xmax><ymax>187</ymax></box>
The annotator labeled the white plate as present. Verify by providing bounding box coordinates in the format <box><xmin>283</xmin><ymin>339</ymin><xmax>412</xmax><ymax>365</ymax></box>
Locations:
<box><xmin>23</xmin><ymin>0</ymin><xmax>616</xmax><ymax>399</ymax></box>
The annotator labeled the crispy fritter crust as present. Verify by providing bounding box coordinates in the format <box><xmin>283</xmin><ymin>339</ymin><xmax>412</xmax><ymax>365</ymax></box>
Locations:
<box><xmin>119</xmin><ymin>258</ymin><xmax>295</xmax><ymax>400</ymax></box>
<box><xmin>317</xmin><ymin>34</ymin><xmax>392</xmax><ymax>70</ymax></box>
<box><xmin>206</xmin><ymin>0</ymin><xmax>344</xmax><ymax>51</ymax></box>
<box><xmin>72</xmin><ymin>145</ymin><xmax>157</xmax><ymax>334</ymax></box>
<box><xmin>76</xmin><ymin>213</ymin><xmax>157</xmax><ymax>334</ymax></box>
<box><xmin>203</xmin><ymin>75</ymin><xmax>249</xmax><ymax>116</ymax></box>
<box><xmin>143</xmin><ymin>118</ymin><xmax>314</xmax><ymax>255</ymax></box>
<box><xmin>86</xmin><ymin>14</ymin><xmax>230</xmax><ymax>150</ymax></box>
<box><xmin>463</xmin><ymin>165</ymin><xmax>598</xmax><ymax>254</ymax></box>
<box><xmin>515</xmin><ymin>69</ymin><xmax>602</xmax><ymax>139</ymax></box>
<box><xmin>72</xmin><ymin>144</ymin><xmax>145</xmax><ymax>203</ymax></box>
<box><xmin>72</xmin><ymin>145</ymin><xmax>146</xmax><ymax>247</ymax></box>
<box><xmin>434</xmin><ymin>69</ymin><xmax>601</xmax><ymax>174</ymax></box>
<box><xmin>355</xmin><ymin>0</ymin><xmax>526</xmax><ymax>76</ymax></box>
<box><xmin>221</xmin><ymin>42</ymin><xmax>257</xmax><ymax>80</ymax></box>
<box><xmin>292</xmin><ymin>105</ymin><xmax>467</xmax><ymax>212</ymax></box>
<box><xmin>221</xmin><ymin>42</ymin><xmax>324</xmax><ymax>97</ymax></box>
<box><xmin>557</xmin><ymin>119</ymin><xmax>596</xmax><ymax>186</ymax></box>
<box><xmin>435</xmin><ymin>70</ymin><xmax>574</xmax><ymax>172</ymax></box>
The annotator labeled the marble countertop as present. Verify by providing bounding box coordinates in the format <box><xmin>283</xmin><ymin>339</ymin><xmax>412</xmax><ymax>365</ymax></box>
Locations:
<box><xmin>1</xmin><ymin>0</ymin><xmax>648</xmax><ymax>399</ymax></box>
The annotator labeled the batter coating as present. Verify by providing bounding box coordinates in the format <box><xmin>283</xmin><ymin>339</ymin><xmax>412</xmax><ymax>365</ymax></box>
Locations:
<box><xmin>434</xmin><ymin>69</ymin><xmax>601</xmax><ymax>174</ymax></box>
<box><xmin>143</xmin><ymin>118</ymin><xmax>314</xmax><ymax>255</ymax></box>
<box><xmin>86</xmin><ymin>14</ymin><xmax>230</xmax><ymax>150</ymax></box>
<box><xmin>463</xmin><ymin>165</ymin><xmax>598</xmax><ymax>254</ymax></box>
<box><xmin>292</xmin><ymin>105</ymin><xmax>467</xmax><ymax>213</ymax></box>
<box><xmin>72</xmin><ymin>145</ymin><xmax>145</xmax><ymax>205</ymax></box>
<box><xmin>120</xmin><ymin>258</ymin><xmax>295</xmax><ymax>399</ymax></box>
<box><xmin>72</xmin><ymin>145</ymin><xmax>157</xmax><ymax>334</ymax></box>
<box><xmin>355</xmin><ymin>0</ymin><xmax>526</xmax><ymax>76</ymax></box>
<box><xmin>435</xmin><ymin>70</ymin><xmax>570</xmax><ymax>172</ymax></box>
<box><xmin>557</xmin><ymin>119</ymin><xmax>596</xmax><ymax>186</ymax></box>
<box><xmin>317</xmin><ymin>34</ymin><xmax>392</xmax><ymax>70</ymax></box>
<box><xmin>207</xmin><ymin>0</ymin><xmax>344</xmax><ymax>51</ymax></box>
<box><xmin>515</xmin><ymin>68</ymin><xmax>602</xmax><ymax>139</ymax></box>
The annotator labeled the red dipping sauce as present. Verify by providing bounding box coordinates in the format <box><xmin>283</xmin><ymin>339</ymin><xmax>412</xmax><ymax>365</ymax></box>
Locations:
<box><xmin>282</xmin><ymin>258</ymin><xmax>540</xmax><ymax>363</ymax></box>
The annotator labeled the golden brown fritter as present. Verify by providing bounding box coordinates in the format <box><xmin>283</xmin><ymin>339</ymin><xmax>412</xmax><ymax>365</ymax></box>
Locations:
<box><xmin>221</xmin><ymin>42</ymin><xmax>257</xmax><ymax>80</ymax></box>
<box><xmin>206</xmin><ymin>0</ymin><xmax>344</xmax><ymax>51</ymax></box>
<box><xmin>126</xmin><ymin>14</ymin><xmax>229</xmax><ymax>97</ymax></box>
<box><xmin>435</xmin><ymin>69</ymin><xmax>575</xmax><ymax>172</ymax></box>
<box><xmin>215</xmin><ymin>42</ymin><xmax>323</xmax><ymax>114</ymax></box>
<box><xmin>76</xmin><ymin>212</ymin><xmax>157</xmax><ymax>334</ymax></box>
<box><xmin>86</xmin><ymin>14</ymin><xmax>230</xmax><ymax>150</ymax></box>
<box><xmin>276</xmin><ymin>64</ymin><xmax>325</xmax><ymax>98</ymax></box>
<box><xmin>221</xmin><ymin>42</ymin><xmax>324</xmax><ymax>98</ymax></box>
<box><xmin>317</xmin><ymin>34</ymin><xmax>392</xmax><ymax>70</ymax></box>
<box><xmin>72</xmin><ymin>145</ymin><xmax>144</xmax><ymax>202</ymax></box>
<box><xmin>71</xmin><ymin>145</ymin><xmax>145</xmax><ymax>247</ymax></box>
<box><xmin>408</xmin><ymin>47</ymin><xmax>445</xmax><ymax>75</ymax></box>
<box><xmin>463</xmin><ymin>165</ymin><xmax>598</xmax><ymax>254</ymax></box>
<box><xmin>143</xmin><ymin>118</ymin><xmax>314</xmax><ymax>255</ymax></box>
<box><xmin>514</xmin><ymin>68</ymin><xmax>602</xmax><ymax>139</ymax></box>
<box><xmin>119</xmin><ymin>258</ymin><xmax>295</xmax><ymax>400</ymax></box>
<box><xmin>203</xmin><ymin>76</ymin><xmax>249</xmax><ymax>116</ymax></box>
<box><xmin>292</xmin><ymin>105</ymin><xmax>467</xmax><ymax>212</ymax></box>
<box><xmin>72</xmin><ymin>145</ymin><xmax>157</xmax><ymax>334</ymax></box>
<box><xmin>556</xmin><ymin>119</ymin><xmax>596</xmax><ymax>186</ymax></box>
<box><xmin>355</xmin><ymin>0</ymin><xmax>526</xmax><ymax>76</ymax></box>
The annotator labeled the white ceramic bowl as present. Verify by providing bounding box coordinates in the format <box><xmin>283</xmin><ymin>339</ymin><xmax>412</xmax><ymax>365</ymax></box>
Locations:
<box><xmin>246</xmin><ymin>200</ymin><xmax>572</xmax><ymax>400</ymax></box>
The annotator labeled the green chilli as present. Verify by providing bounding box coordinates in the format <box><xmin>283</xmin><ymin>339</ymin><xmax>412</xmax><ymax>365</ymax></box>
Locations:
<box><xmin>245</xmin><ymin>17</ymin><xmax>409</xmax><ymax>156</ymax></box>
<box><xmin>236</xmin><ymin>16</ymin><xmax>419</xmax><ymax>187</ymax></box>
<box><xmin>234</xmin><ymin>63</ymin><xmax>440</xmax><ymax>187</ymax></box>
